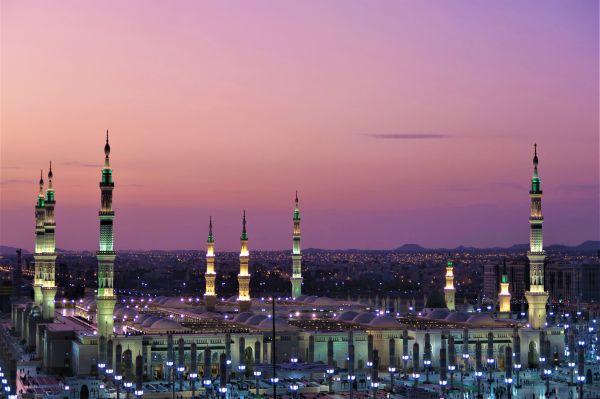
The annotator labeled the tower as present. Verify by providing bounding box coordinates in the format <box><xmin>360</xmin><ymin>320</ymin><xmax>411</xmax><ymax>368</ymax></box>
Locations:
<box><xmin>96</xmin><ymin>131</ymin><xmax>117</xmax><ymax>337</ymax></box>
<box><xmin>498</xmin><ymin>259</ymin><xmax>511</xmax><ymax>315</ymax></box>
<box><xmin>444</xmin><ymin>259</ymin><xmax>455</xmax><ymax>311</ymax></box>
<box><xmin>204</xmin><ymin>217</ymin><xmax>217</xmax><ymax>311</ymax></box>
<box><xmin>41</xmin><ymin>162</ymin><xmax>57</xmax><ymax>320</ymax></box>
<box><xmin>33</xmin><ymin>170</ymin><xmax>45</xmax><ymax>307</ymax></box>
<box><xmin>291</xmin><ymin>191</ymin><xmax>303</xmax><ymax>298</ymax></box>
<box><xmin>524</xmin><ymin>144</ymin><xmax>549</xmax><ymax>329</ymax></box>
<box><xmin>238</xmin><ymin>211</ymin><xmax>251</xmax><ymax>311</ymax></box>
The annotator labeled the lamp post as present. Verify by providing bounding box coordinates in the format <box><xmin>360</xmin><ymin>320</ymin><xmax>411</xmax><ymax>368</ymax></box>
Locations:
<box><xmin>348</xmin><ymin>374</ymin><xmax>355</xmax><ymax>399</ymax></box>
<box><xmin>387</xmin><ymin>367</ymin><xmax>395</xmax><ymax>392</ymax></box>
<box><xmin>204</xmin><ymin>379</ymin><xmax>212</xmax><ymax>399</ymax></box>
<box><xmin>253</xmin><ymin>370</ymin><xmax>261</xmax><ymax>396</ymax></box>
<box><xmin>289</xmin><ymin>383</ymin><xmax>298</xmax><ymax>399</ymax></box>
<box><xmin>165</xmin><ymin>360</ymin><xmax>174</xmax><ymax>399</ymax></box>
<box><xmin>505</xmin><ymin>346</ymin><xmax>513</xmax><ymax>399</ymax></box>
<box><xmin>401</xmin><ymin>355</ymin><xmax>409</xmax><ymax>380</ymax></box>
<box><xmin>114</xmin><ymin>374</ymin><xmax>123</xmax><ymax>399</ymax></box>
<box><xmin>461</xmin><ymin>353</ymin><xmax>469</xmax><ymax>393</ymax></box>
<box><xmin>424</xmin><ymin>332</ymin><xmax>432</xmax><ymax>384</ymax></box>
<box><xmin>370</xmin><ymin>380</ymin><xmax>379</xmax><ymax>399</ymax></box>
<box><xmin>219</xmin><ymin>386</ymin><xmax>227</xmax><ymax>399</ymax></box>
<box><xmin>578</xmin><ymin>340</ymin><xmax>585</xmax><ymax>399</ymax></box>
<box><xmin>124</xmin><ymin>381</ymin><xmax>133</xmax><ymax>399</ymax></box>
<box><xmin>439</xmin><ymin>347</ymin><xmax>447</xmax><ymax>399</ymax></box>
<box><xmin>326</xmin><ymin>368</ymin><xmax>335</xmax><ymax>393</ymax></box>
<box><xmin>238</xmin><ymin>364</ymin><xmax>246</xmax><ymax>383</ymax></box>
<box><xmin>475</xmin><ymin>341</ymin><xmax>483</xmax><ymax>399</ymax></box>
<box><xmin>412</xmin><ymin>342</ymin><xmax>420</xmax><ymax>387</ymax></box>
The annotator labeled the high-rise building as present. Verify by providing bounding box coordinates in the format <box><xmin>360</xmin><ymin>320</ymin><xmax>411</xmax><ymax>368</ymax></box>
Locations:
<box><xmin>524</xmin><ymin>144</ymin><xmax>549</xmax><ymax>329</ymax></box>
<box><xmin>483</xmin><ymin>261</ymin><xmax>527</xmax><ymax>302</ymax></box>
<box><xmin>498</xmin><ymin>260</ymin><xmax>511</xmax><ymax>315</ymax></box>
<box><xmin>238</xmin><ymin>211</ymin><xmax>251</xmax><ymax>311</ymax></box>
<box><xmin>291</xmin><ymin>191</ymin><xmax>303</xmax><ymax>299</ymax></box>
<box><xmin>546</xmin><ymin>261</ymin><xmax>600</xmax><ymax>304</ymax></box>
<box><xmin>41</xmin><ymin>163</ymin><xmax>57</xmax><ymax>321</ymax></box>
<box><xmin>96</xmin><ymin>131</ymin><xmax>117</xmax><ymax>338</ymax></box>
<box><xmin>33</xmin><ymin>170</ymin><xmax>46</xmax><ymax>308</ymax></box>
<box><xmin>204</xmin><ymin>217</ymin><xmax>217</xmax><ymax>311</ymax></box>
<box><xmin>444</xmin><ymin>260</ymin><xmax>455</xmax><ymax>311</ymax></box>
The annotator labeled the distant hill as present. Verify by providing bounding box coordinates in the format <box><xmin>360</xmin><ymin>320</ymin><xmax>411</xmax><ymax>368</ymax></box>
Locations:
<box><xmin>394</xmin><ymin>241</ymin><xmax>599</xmax><ymax>254</ymax></box>
<box><xmin>0</xmin><ymin>246</ymin><xmax>29</xmax><ymax>256</ymax></box>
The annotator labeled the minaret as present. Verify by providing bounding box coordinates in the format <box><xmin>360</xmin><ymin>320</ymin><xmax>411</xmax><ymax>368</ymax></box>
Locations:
<box><xmin>96</xmin><ymin>131</ymin><xmax>117</xmax><ymax>337</ymax></box>
<box><xmin>238</xmin><ymin>211</ymin><xmax>251</xmax><ymax>311</ymax></box>
<box><xmin>33</xmin><ymin>170</ymin><xmax>45</xmax><ymax>307</ymax></box>
<box><xmin>204</xmin><ymin>217</ymin><xmax>217</xmax><ymax>311</ymax></box>
<box><xmin>41</xmin><ymin>162</ymin><xmax>57</xmax><ymax>320</ymax></box>
<box><xmin>524</xmin><ymin>144</ymin><xmax>549</xmax><ymax>329</ymax></box>
<box><xmin>498</xmin><ymin>259</ymin><xmax>511</xmax><ymax>315</ymax></box>
<box><xmin>444</xmin><ymin>259</ymin><xmax>456</xmax><ymax>311</ymax></box>
<box><xmin>291</xmin><ymin>191</ymin><xmax>303</xmax><ymax>299</ymax></box>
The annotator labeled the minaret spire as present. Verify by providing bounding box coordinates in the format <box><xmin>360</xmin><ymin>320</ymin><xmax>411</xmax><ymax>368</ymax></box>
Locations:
<box><xmin>33</xmin><ymin>170</ymin><xmax>46</xmax><ymax>306</ymax></box>
<box><xmin>41</xmin><ymin>161</ymin><xmax>58</xmax><ymax>321</ymax></box>
<box><xmin>204</xmin><ymin>217</ymin><xmax>217</xmax><ymax>311</ymax></box>
<box><xmin>291</xmin><ymin>191</ymin><xmax>303</xmax><ymax>298</ymax></box>
<box><xmin>96</xmin><ymin>131</ymin><xmax>117</xmax><ymax>338</ymax></box>
<box><xmin>524</xmin><ymin>144</ymin><xmax>548</xmax><ymax>329</ymax></box>
<box><xmin>444</xmin><ymin>256</ymin><xmax>455</xmax><ymax>311</ymax></box>
<box><xmin>498</xmin><ymin>257</ymin><xmax>511</xmax><ymax>316</ymax></box>
<box><xmin>238</xmin><ymin>211</ymin><xmax>251</xmax><ymax>311</ymax></box>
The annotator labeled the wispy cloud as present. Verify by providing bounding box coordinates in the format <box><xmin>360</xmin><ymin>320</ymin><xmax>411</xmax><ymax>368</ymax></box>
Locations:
<box><xmin>558</xmin><ymin>183</ymin><xmax>600</xmax><ymax>192</ymax></box>
<box><xmin>0</xmin><ymin>179</ymin><xmax>31</xmax><ymax>186</ymax></box>
<box><xmin>60</xmin><ymin>161</ymin><xmax>101</xmax><ymax>168</ymax></box>
<box><xmin>494</xmin><ymin>182</ymin><xmax>524</xmax><ymax>191</ymax></box>
<box><xmin>364</xmin><ymin>133</ymin><xmax>450</xmax><ymax>140</ymax></box>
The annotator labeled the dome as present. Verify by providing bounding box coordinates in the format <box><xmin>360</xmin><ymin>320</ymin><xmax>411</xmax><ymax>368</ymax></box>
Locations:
<box><xmin>133</xmin><ymin>314</ymin><xmax>152</xmax><ymax>325</ymax></box>
<box><xmin>234</xmin><ymin>312</ymin><xmax>255</xmax><ymax>323</ymax></box>
<box><xmin>141</xmin><ymin>316</ymin><xmax>162</xmax><ymax>328</ymax></box>
<box><xmin>352</xmin><ymin>312</ymin><xmax>376</xmax><ymax>324</ymax></box>
<box><xmin>114</xmin><ymin>307</ymin><xmax>137</xmax><ymax>320</ymax></box>
<box><xmin>335</xmin><ymin>311</ymin><xmax>359</xmax><ymax>322</ymax></box>
<box><xmin>369</xmin><ymin>315</ymin><xmax>401</xmax><ymax>328</ymax></box>
<box><xmin>445</xmin><ymin>312</ymin><xmax>470</xmax><ymax>323</ymax></box>
<box><xmin>295</xmin><ymin>295</ymin><xmax>308</xmax><ymax>302</ymax></box>
<box><xmin>245</xmin><ymin>314</ymin><xmax>268</xmax><ymax>326</ymax></box>
<box><xmin>466</xmin><ymin>313</ymin><xmax>496</xmax><ymax>327</ymax></box>
<box><xmin>313</xmin><ymin>297</ymin><xmax>339</xmax><ymax>306</ymax></box>
<box><xmin>425</xmin><ymin>309</ymin><xmax>451</xmax><ymax>320</ymax></box>
<box><xmin>256</xmin><ymin>318</ymin><xmax>296</xmax><ymax>331</ymax></box>
<box><xmin>426</xmin><ymin>290</ymin><xmax>447</xmax><ymax>308</ymax></box>
<box><xmin>149</xmin><ymin>318</ymin><xmax>183</xmax><ymax>331</ymax></box>
<box><xmin>304</xmin><ymin>296</ymin><xmax>319</xmax><ymax>303</ymax></box>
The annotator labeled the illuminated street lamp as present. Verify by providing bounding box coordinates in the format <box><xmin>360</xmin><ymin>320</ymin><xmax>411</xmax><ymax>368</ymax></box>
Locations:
<box><xmin>326</xmin><ymin>368</ymin><xmax>335</xmax><ymax>393</ymax></box>
<box><xmin>253</xmin><ymin>370</ymin><xmax>262</xmax><ymax>396</ymax></box>
<box><xmin>387</xmin><ymin>367</ymin><xmax>396</xmax><ymax>391</ymax></box>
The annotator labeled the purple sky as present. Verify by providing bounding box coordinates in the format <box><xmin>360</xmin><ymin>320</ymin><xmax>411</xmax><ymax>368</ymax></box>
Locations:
<box><xmin>1</xmin><ymin>1</ymin><xmax>598</xmax><ymax>251</ymax></box>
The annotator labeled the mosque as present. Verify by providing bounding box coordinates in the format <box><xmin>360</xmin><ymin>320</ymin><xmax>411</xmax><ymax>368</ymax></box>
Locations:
<box><xmin>8</xmin><ymin>135</ymin><xmax>564</xmax><ymax>396</ymax></box>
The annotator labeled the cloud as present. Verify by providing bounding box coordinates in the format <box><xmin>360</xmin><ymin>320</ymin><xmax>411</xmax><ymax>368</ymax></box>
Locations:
<box><xmin>60</xmin><ymin>161</ymin><xmax>102</xmax><ymax>168</ymax></box>
<box><xmin>364</xmin><ymin>133</ymin><xmax>450</xmax><ymax>140</ymax></box>
<box><xmin>0</xmin><ymin>179</ymin><xmax>31</xmax><ymax>186</ymax></box>
<box><xmin>494</xmin><ymin>182</ymin><xmax>524</xmax><ymax>191</ymax></box>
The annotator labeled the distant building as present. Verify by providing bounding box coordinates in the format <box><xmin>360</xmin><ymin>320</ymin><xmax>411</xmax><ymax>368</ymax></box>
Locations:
<box><xmin>546</xmin><ymin>262</ymin><xmax>600</xmax><ymax>304</ymax></box>
<box><xmin>483</xmin><ymin>261</ymin><xmax>527</xmax><ymax>301</ymax></box>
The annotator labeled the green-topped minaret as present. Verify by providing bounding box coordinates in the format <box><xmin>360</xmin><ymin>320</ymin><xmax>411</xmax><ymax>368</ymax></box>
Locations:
<box><xmin>444</xmin><ymin>258</ymin><xmax>455</xmax><ymax>311</ymax></box>
<box><xmin>41</xmin><ymin>162</ymin><xmax>57</xmax><ymax>321</ymax></box>
<box><xmin>498</xmin><ymin>259</ymin><xmax>511</xmax><ymax>315</ymax></box>
<box><xmin>291</xmin><ymin>191</ymin><xmax>303</xmax><ymax>299</ymax></box>
<box><xmin>33</xmin><ymin>170</ymin><xmax>45</xmax><ymax>307</ymax></box>
<box><xmin>238</xmin><ymin>211</ymin><xmax>251</xmax><ymax>311</ymax></box>
<box><xmin>96</xmin><ymin>130</ymin><xmax>117</xmax><ymax>338</ymax></box>
<box><xmin>524</xmin><ymin>144</ymin><xmax>549</xmax><ymax>329</ymax></box>
<box><xmin>204</xmin><ymin>217</ymin><xmax>217</xmax><ymax>311</ymax></box>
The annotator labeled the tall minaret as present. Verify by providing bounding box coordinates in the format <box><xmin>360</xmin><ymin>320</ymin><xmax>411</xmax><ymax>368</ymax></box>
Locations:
<box><xmin>33</xmin><ymin>170</ymin><xmax>45</xmax><ymax>307</ymax></box>
<box><xmin>291</xmin><ymin>191</ymin><xmax>303</xmax><ymax>299</ymax></box>
<box><xmin>238</xmin><ymin>211</ymin><xmax>251</xmax><ymax>311</ymax></box>
<box><xmin>96</xmin><ymin>131</ymin><xmax>117</xmax><ymax>337</ymax></box>
<box><xmin>204</xmin><ymin>217</ymin><xmax>217</xmax><ymax>311</ymax></box>
<box><xmin>444</xmin><ymin>259</ymin><xmax>455</xmax><ymax>311</ymax></box>
<box><xmin>524</xmin><ymin>144</ymin><xmax>549</xmax><ymax>329</ymax></box>
<box><xmin>41</xmin><ymin>162</ymin><xmax>57</xmax><ymax>321</ymax></box>
<box><xmin>498</xmin><ymin>259</ymin><xmax>511</xmax><ymax>315</ymax></box>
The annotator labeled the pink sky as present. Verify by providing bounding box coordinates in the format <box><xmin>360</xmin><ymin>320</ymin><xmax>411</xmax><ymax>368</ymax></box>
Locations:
<box><xmin>1</xmin><ymin>1</ymin><xmax>598</xmax><ymax>251</ymax></box>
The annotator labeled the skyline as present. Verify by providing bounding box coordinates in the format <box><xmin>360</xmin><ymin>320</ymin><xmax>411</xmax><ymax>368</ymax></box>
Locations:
<box><xmin>2</xmin><ymin>1</ymin><xmax>598</xmax><ymax>251</ymax></box>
